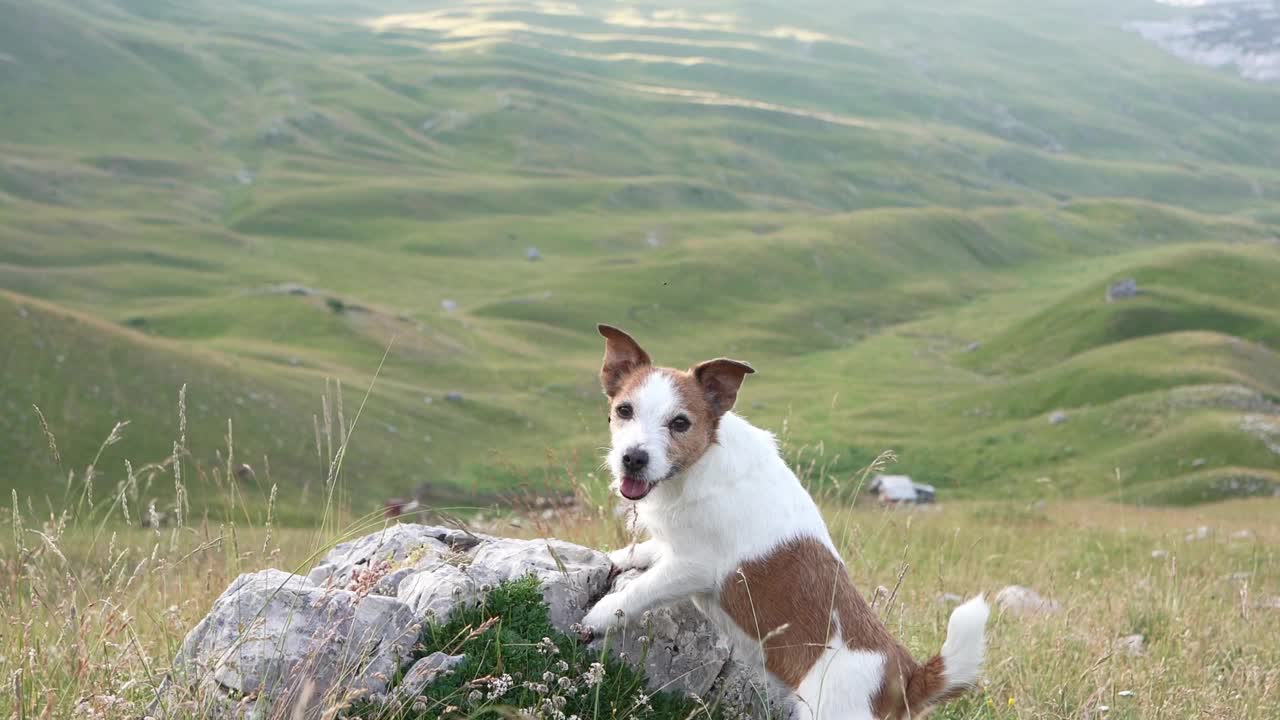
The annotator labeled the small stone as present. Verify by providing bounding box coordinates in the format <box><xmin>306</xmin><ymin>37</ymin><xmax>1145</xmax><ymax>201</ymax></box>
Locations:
<box><xmin>1230</xmin><ymin>529</ymin><xmax>1254</xmax><ymax>541</ymax></box>
<box><xmin>1113</xmin><ymin>634</ymin><xmax>1145</xmax><ymax>656</ymax></box>
<box><xmin>1185</xmin><ymin>526</ymin><xmax>1211</xmax><ymax>541</ymax></box>
<box><xmin>393</xmin><ymin>652</ymin><xmax>467</xmax><ymax>703</ymax></box>
<box><xmin>1224</xmin><ymin>572</ymin><xmax>1253</xmax><ymax>584</ymax></box>
<box><xmin>995</xmin><ymin>585</ymin><xmax>1061</xmax><ymax>616</ymax></box>
<box><xmin>525</xmin><ymin>247</ymin><xmax>541</xmax><ymax>261</ymax></box>
<box><xmin>1191</xmin><ymin>458</ymin><xmax>1207</xmax><ymax>468</ymax></box>
<box><xmin>1048</xmin><ymin>410</ymin><xmax>1068</xmax><ymax>425</ymax></box>
<box><xmin>1106</xmin><ymin>277</ymin><xmax>1138</xmax><ymax>302</ymax></box>
<box><xmin>1151</xmin><ymin>549</ymin><xmax>1169</xmax><ymax>559</ymax></box>
<box><xmin>441</xmin><ymin>299</ymin><xmax>457</xmax><ymax>312</ymax></box>
<box><xmin>445</xmin><ymin>391</ymin><xmax>464</xmax><ymax>402</ymax></box>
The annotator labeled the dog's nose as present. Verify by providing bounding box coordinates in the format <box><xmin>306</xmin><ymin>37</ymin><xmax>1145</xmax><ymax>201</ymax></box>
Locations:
<box><xmin>621</xmin><ymin>448</ymin><xmax>649</xmax><ymax>474</ymax></box>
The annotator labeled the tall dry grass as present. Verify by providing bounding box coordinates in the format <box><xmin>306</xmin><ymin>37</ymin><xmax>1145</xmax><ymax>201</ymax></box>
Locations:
<box><xmin>2</xmin><ymin>387</ymin><xmax>1278</xmax><ymax>719</ymax></box>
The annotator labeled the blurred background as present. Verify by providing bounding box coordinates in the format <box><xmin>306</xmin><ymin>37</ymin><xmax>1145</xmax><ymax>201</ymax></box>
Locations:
<box><xmin>2</xmin><ymin>0</ymin><xmax>1278</xmax><ymax>523</ymax></box>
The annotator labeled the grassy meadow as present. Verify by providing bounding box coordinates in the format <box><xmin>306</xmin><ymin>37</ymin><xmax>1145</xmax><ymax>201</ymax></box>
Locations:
<box><xmin>5</xmin><ymin>444</ymin><xmax>1279</xmax><ymax>718</ymax></box>
<box><xmin>2</xmin><ymin>0</ymin><xmax>1280</xmax><ymax>717</ymax></box>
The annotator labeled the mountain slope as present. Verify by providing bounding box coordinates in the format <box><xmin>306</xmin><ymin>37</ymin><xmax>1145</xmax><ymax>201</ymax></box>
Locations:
<box><xmin>1</xmin><ymin>0</ymin><xmax>1278</xmax><ymax>515</ymax></box>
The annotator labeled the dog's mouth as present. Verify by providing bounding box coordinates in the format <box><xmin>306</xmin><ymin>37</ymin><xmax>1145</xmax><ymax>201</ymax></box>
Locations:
<box><xmin>619</xmin><ymin>475</ymin><xmax>653</xmax><ymax>501</ymax></box>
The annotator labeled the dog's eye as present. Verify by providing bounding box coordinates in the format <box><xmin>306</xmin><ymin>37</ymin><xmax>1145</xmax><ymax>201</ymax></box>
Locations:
<box><xmin>615</xmin><ymin>403</ymin><xmax>634</xmax><ymax>420</ymax></box>
<box><xmin>669</xmin><ymin>415</ymin><xmax>691</xmax><ymax>433</ymax></box>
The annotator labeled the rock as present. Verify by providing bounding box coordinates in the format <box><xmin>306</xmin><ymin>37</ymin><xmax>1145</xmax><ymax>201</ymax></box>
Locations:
<box><xmin>596</xmin><ymin>570</ymin><xmax>732</xmax><ymax>697</ymax></box>
<box><xmin>1114</xmin><ymin>634</ymin><xmax>1145</xmax><ymax>656</ymax></box>
<box><xmin>441</xmin><ymin>299</ymin><xmax>457</xmax><ymax>312</ymax></box>
<box><xmin>1224</xmin><ymin>571</ymin><xmax>1253</xmax><ymax>584</ymax></box>
<box><xmin>1151</xmin><ymin>549</ymin><xmax>1169</xmax><ymax>559</ymax></box>
<box><xmin>169</xmin><ymin>525</ymin><xmax>786</xmax><ymax>717</ymax></box>
<box><xmin>234</xmin><ymin>168</ymin><xmax>254</xmax><ymax>185</ymax></box>
<box><xmin>1230</xmin><ymin>529</ymin><xmax>1255</xmax><ymax>541</ymax></box>
<box><xmin>1255</xmin><ymin>596</ymin><xmax>1280</xmax><ymax>611</ymax></box>
<box><xmin>445</xmin><ymin>391</ymin><xmax>464</xmax><ymax>402</ymax></box>
<box><xmin>525</xmin><ymin>246</ymin><xmax>541</xmax><ymax>261</ymax></box>
<box><xmin>466</xmin><ymin>537</ymin><xmax>611</xmax><ymax>631</ymax></box>
<box><xmin>1048</xmin><ymin>410</ymin><xmax>1069</xmax><ymax>425</ymax></box>
<box><xmin>995</xmin><ymin>585</ymin><xmax>1061</xmax><ymax>616</ymax></box>
<box><xmin>1185</xmin><ymin>526</ymin><xmax>1212</xmax><ymax>541</ymax></box>
<box><xmin>594</xmin><ymin>570</ymin><xmax>779</xmax><ymax>715</ymax></box>
<box><xmin>399</xmin><ymin>563</ymin><xmax>486</xmax><ymax>621</ymax></box>
<box><xmin>1106</xmin><ymin>277</ymin><xmax>1138</xmax><ymax>302</ymax></box>
<box><xmin>1191</xmin><ymin>457</ymin><xmax>1207</xmax><ymax>468</ymax></box>
<box><xmin>306</xmin><ymin>524</ymin><xmax>474</xmax><ymax>591</ymax></box>
<box><xmin>963</xmin><ymin>342</ymin><xmax>982</xmax><ymax>353</ymax></box>
<box><xmin>393</xmin><ymin>652</ymin><xmax>466</xmax><ymax>703</ymax></box>
<box><xmin>166</xmin><ymin>570</ymin><xmax>418</xmax><ymax>717</ymax></box>
<box><xmin>266</xmin><ymin>282</ymin><xmax>315</xmax><ymax>297</ymax></box>
<box><xmin>307</xmin><ymin>525</ymin><xmax>608</xmax><ymax>631</ymax></box>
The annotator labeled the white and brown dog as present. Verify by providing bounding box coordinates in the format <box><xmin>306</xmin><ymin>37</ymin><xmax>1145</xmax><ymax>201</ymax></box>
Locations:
<box><xmin>582</xmin><ymin>325</ymin><xmax>989</xmax><ymax>720</ymax></box>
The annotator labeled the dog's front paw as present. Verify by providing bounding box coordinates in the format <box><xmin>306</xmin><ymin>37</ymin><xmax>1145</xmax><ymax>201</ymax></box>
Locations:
<box><xmin>607</xmin><ymin>546</ymin><xmax>639</xmax><ymax>570</ymax></box>
<box><xmin>581</xmin><ymin>593</ymin><xmax>627</xmax><ymax>637</ymax></box>
<box><xmin>608</xmin><ymin>545</ymin><xmax>656</xmax><ymax>574</ymax></box>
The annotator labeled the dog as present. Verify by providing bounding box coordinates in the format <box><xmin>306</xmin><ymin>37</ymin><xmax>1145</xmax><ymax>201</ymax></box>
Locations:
<box><xmin>581</xmin><ymin>325</ymin><xmax>989</xmax><ymax>720</ymax></box>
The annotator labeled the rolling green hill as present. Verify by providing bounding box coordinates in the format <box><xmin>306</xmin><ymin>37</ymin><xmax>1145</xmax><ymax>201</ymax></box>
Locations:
<box><xmin>2</xmin><ymin>0</ymin><xmax>1277</xmax><ymax>520</ymax></box>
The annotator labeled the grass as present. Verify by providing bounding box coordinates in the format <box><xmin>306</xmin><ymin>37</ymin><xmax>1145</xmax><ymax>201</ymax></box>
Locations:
<box><xmin>2</xmin><ymin>393</ymin><xmax>1276</xmax><ymax>719</ymax></box>
<box><xmin>5</xmin><ymin>442</ymin><xmax>1279</xmax><ymax>718</ymax></box>
<box><xmin>386</xmin><ymin>577</ymin><xmax>715</xmax><ymax>719</ymax></box>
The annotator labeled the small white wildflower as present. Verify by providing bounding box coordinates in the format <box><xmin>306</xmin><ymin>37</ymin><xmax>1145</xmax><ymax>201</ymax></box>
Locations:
<box><xmin>582</xmin><ymin>662</ymin><xmax>606</xmax><ymax>687</ymax></box>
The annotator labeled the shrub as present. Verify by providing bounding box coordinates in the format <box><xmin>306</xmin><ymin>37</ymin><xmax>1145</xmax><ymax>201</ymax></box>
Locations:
<box><xmin>382</xmin><ymin>577</ymin><xmax>721</xmax><ymax>719</ymax></box>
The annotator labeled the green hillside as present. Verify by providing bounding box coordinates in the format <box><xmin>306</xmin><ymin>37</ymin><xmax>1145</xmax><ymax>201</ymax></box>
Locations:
<box><xmin>2</xmin><ymin>0</ymin><xmax>1278</xmax><ymax>519</ymax></box>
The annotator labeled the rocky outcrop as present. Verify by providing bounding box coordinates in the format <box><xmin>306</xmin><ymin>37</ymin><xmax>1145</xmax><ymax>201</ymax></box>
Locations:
<box><xmin>162</xmin><ymin>524</ymin><xmax>775</xmax><ymax>718</ymax></box>
<box><xmin>161</xmin><ymin>569</ymin><xmax>419</xmax><ymax>717</ymax></box>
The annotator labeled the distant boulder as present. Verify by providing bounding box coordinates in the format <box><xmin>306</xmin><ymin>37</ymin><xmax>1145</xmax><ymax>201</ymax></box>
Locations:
<box><xmin>1106</xmin><ymin>278</ymin><xmax>1139</xmax><ymax>302</ymax></box>
<box><xmin>525</xmin><ymin>246</ymin><xmax>541</xmax><ymax>261</ymax></box>
<box><xmin>995</xmin><ymin>585</ymin><xmax>1061</xmax><ymax>616</ymax></box>
<box><xmin>1114</xmin><ymin>634</ymin><xmax>1145</xmax><ymax>656</ymax></box>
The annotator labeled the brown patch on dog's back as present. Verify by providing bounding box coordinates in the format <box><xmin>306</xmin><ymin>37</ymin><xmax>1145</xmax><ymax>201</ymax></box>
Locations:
<box><xmin>718</xmin><ymin>537</ymin><xmax>931</xmax><ymax>718</ymax></box>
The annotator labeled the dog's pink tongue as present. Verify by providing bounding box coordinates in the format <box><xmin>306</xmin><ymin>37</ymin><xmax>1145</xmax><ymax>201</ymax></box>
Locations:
<box><xmin>620</xmin><ymin>475</ymin><xmax>650</xmax><ymax>500</ymax></box>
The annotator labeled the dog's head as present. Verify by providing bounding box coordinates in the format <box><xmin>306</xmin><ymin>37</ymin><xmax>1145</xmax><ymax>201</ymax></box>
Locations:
<box><xmin>597</xmin><ymin>324</ymin><xmax>753</xmax><ymax>501</ymax></box>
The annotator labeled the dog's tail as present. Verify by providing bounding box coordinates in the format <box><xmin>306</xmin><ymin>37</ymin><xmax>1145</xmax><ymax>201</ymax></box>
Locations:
<box><xmin>905</xmin><ymin>595</ymin><xmax>989</xmax><ymax>712</ymax></box>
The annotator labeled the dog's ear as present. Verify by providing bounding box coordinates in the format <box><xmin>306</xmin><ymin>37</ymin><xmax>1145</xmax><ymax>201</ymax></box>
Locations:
<box><xmin>598</xmin><ymin>324</ymin><xmax>651</xmax><ymax>397</ymax></box>
<box><xmin>692</xmin><ymin>358</ymin><xmax>754</xmax><ymax>416</ymax></box>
